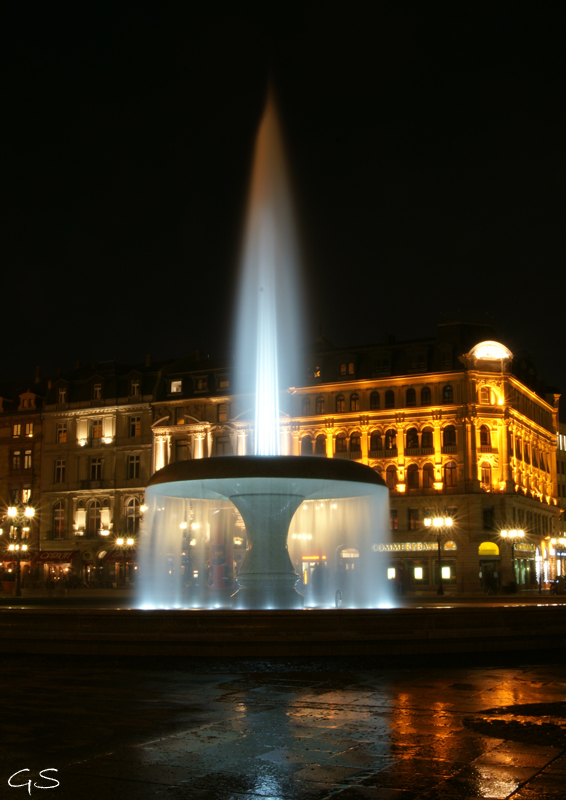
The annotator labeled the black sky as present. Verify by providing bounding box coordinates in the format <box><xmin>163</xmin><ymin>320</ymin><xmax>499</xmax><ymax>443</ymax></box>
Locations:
<box><xmin>1</xmin><ymin>3</ymin><xmax>564</xmax><ymax>396</ymax></box>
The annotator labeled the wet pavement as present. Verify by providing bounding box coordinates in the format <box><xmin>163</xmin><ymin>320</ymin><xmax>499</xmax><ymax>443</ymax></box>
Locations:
<box><xmin>2</xmin><ymin>654</ymin><xmax>566</xmax><ymax>799</ymax></box>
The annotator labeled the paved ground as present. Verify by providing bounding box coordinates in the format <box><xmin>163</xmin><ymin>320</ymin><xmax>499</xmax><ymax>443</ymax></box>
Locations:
<box><xmin>2</xmin><ymin>653</ymin><xmax>566</xmax><ymax>799</ymax></box>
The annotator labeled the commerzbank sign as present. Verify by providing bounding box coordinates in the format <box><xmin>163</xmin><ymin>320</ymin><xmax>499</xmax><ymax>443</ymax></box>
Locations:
<box><xmin>373</xmin><ymin>542</ymin><xmax>457</xmax><ymax>553</ymax></box>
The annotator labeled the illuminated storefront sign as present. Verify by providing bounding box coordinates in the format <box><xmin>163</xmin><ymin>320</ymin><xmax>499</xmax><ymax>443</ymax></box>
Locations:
<box><xmin>374</xmin><ymin>542</ymin><xmax>457</xmax><ymax>553</ymax></box>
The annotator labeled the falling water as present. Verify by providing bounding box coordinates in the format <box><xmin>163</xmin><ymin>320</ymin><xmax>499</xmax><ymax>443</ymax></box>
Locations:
<box><xmin>234</xmin><ymin>90</ymin><xmax>303</xmax><ymax>454</ymax></box>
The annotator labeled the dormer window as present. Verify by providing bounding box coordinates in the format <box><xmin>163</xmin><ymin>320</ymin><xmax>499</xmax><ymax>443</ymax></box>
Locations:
<box><xmin>58</xmin><ymin>388</ymin><xmax>67</xmax><ymax>404</ymax></box>
<box><xmin>195</xmin><ymin>377</ymin><xmax>208</xmax><ymax>392</ymax></box>
<box><xmin>130</xmin><ymin>380</ymin><xmax>140</xmax><ymax>396</ymax></box>
<box><xmin>219</xmin><ymin>377</ymin><xmax>230</xmax><ymax>389</ymax></box>
<box><xmin>170</xmin><ymin>380</ymin><xmax>182</xmax><ymax>394</ymax></box>
<box><xmin>93</xmin><ymin>384</ymin><xmax>102</xmax><ymax>400</ymax></box>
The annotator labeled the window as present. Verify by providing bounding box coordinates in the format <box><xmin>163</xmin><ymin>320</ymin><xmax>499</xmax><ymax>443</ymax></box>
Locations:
<box><xmin>88</xmin><ymin>500</ymin><xmax>101</xmax><ymax>536</ymax></box>
<box><xmin>483</xmin><ymin>506</ymin><xmax>495</xmax><ymax>530</ymax></box>
<box><xmin>22</xmin><ymin>488</ymin><xmax>31</xmax><ymax>503</ymax></box>
<box><xmin>93</xmin><ymin>384</ymin><xmax>102</xmax><ymax>400</ymax></box>
<box><xmin>315</xmin><ymin>435</ymin><xmax>326</xmax><ymax>455</ymax></box>
<box><xmin>336</xmin><ymin>395</ymin><xmax>345</xmax><ymax>413</ymax></box>
<box><xmin>302</xmin><ymin>397</ymin><xmax>311</xmax><ymax>416</ymax></box>
<box><xmin>24</xmin><ymin>450</ymin><xmax>32</xmax><ymax>470</ymax></box>
<box><xmin>218</xmin><ymin>403</ymin><xmax>228</xmax><ymax>423</ymax></box>
<box><xmin>480</xmin><ymin>425</ymin><xmax>491</xmax><ymax>447</ymax></box>
<box><xmin>370</xmin><ymin>431</ymin><xmax>382</xmax><ymax>451</ymax></box>
<box><xmin>175</xmin><ymin>407</ymin><xmax>185</xmax><ymax>425</ymax></box>
<box><xmin>176</xmin><ymin>440</ymin><xmax>189</xmax><ymax>461</ymax></box>
<box><xmin>350</xmin><ymin>433</ymin><xmax>361</xmax><ymax>452</ymax></box>
<box><xmin>125</xmin><ymin>497</ymin><xmax>140</xmax><ymax>534</ymax></box>
<box><xmin>386</xmin><ymin>464</ymin><xmax>397</xmax><ymax>489</ymax></box>
<box><xmin>423</xmin><ymin>463</ymin><xmax>435</xmax><ymax>488</ymax></box>
<box><xmin>385</xmin><ymin>429</ymin><xmax>396</xmax><ymax>450</ymax></box>
<box><xmin>406</xmin><ymin>428</ymin><xmax>419</xmax><ymax>449</ymax></box>
<box><xmin>335</xmin><ymin>434</ymin><xmax>347</xmax><ymax>452</ymax></box>
<box><xmin>480</xmin><ymin>462</ymin><xmax>491</xmax><ymax>489</ymax></box>
<box><xmin>301</xmin><ymin>435</ymin><xmax>313</xmax><ymax>455</ymax></box>
<box><xmin>219</xmin><ymin>377</ymin><xmax>230</xmax><ymax>389</ymax></box>
<box><xmin>408</xmin><ymin>508</ymin><xmax>419</xmax><ymax>530</ymax></box>
<box><xmin>25</xmin><ymin>423</ymin><xmax>33</xmax><ymax>437</ymax></box>
<box><xmin>91</xmin><ymin>458</ymin><xmax>102</xmax><ymax>481</ymax></box>
<box><xmin>58</xmin><ymin>388</ymin><xmax>67</xmax><ymax>403</ymax></box>
<box><xmin>54</xmin><ymin>459</ymin><xmax>66</xmax><ymax>483</ymax></box>
<box><xmin>340</xmin><ymin>363</ymin><xmax>347</xmax><ymax>376</ymax></box>
<box><xmin>443</xmin><ymin>425</ymin><xmax>456</xmax><ymax>447</ymax></box>
<box><xmin>57</xmin><ymin>422</ymin><xmax>67</xmax><ymax>443</ymax></box>
<box><xmin>443</xmin><ymin>385</ymin><xmax>454</xmax><ymax>403</ymax></box>
<box><xmin>350</xmin><ymin>393</ymin><xmax>360</xmax><ymax>412</ymax></box>
<box><xmin>407</xmin><ymin>463</ymin><xmax>419</xmax><ymax>489</ymax></box>
<box><xmin>170</xmin><ymin>380</ymin><xmax>182</xmax><ymax>393</ymax></box>
<box><xmin>92</xmin><ymin>419</ymin><xmax>103</xmax><ymax>439</ymax></box>
<box><xmin>385</xmin><ymin>390</ymin><xmax>395</xmax><ymax>409</ymax></box>
<box><xmin>480</xmin><ymin>386</ymin><xmax>492</xmax><ymax>404</ymax></box>
<box><xmin>12</xmin><ymin>424</ymin><xmax>21</xmax><ymax>438</ymax></box>
<box><xmin>12</xmin><ymin>451</ymin><xmax>21</xmax><ymax>470</ymax></box>
<box><xmin>216</xmin><ymin>437</ymin><xmax>232</xmax><ymax>456</ymax></box>
<box><xmin>515</xmin><ymin>439</ymin><xmax>523</xmax><ymax>460</ymax></box>
<box><xmin>348</xmin><ymin>362</ymin><xmax>355</xmax><ymax>375</ymax></box>
<box><xmin>421</xmin><ymin>427</ymin><xmax>433</xmax><ymax>448</ymax></box>
<box><xmin>195</xmin><ymin>377</ymin><xmax>208</xmax><ymax>392</ymax></box>
<box><xmin>314</xmin><ymin>365</ymin><xmax>321</xmax><ymax>379</ymax></box>
<box><xmin>389</xmin><ymin>509</ymin><xmax>398</xmax><ymax>530</ymax></box>
<box><xmin>129</xmin><ymin>417</ymin><xmax>141</xmax><ymax>437</ymax></box>
<box><xmin>370</xmin><ymin>391</ymin><xmax>380</xmax><ymax>410</ymax></box>
<box><xmin>53</xmin><ymin>501</ymin><xmax>65</xmax><ymax>539</ymax></box>
<box><xmin>421</xmin><ymin>387</ymin><xmax>432</xmax><ymax>406</ymax></box>
<box><xmin>445</xmin><ymin>460</ymin><xmax>458</xmax><ymax>487</ymax></box>
<box><xmin>316</xmin><ymin>397</ymin><xmax>325</xmax><ymax>415</ymax></box>
<box><xmin>128</xmin><ymin>454</ymin><xmax>140</xmax><ymax>479</ymax></box>
<box><xmin>130</xmin><ymin>380</ymin><xmax>140</xmax><ymax>396</ymax></box>
<box><xmin>406</xmin><ymin>388</ymin><xmax>416</xmax><ymax>408</ymax></box>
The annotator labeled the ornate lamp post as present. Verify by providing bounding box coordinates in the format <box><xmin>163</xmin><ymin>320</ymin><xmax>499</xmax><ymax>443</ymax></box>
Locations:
<box><xmin>500</xmin><ymin>529</ymin><xmax>525</xmax><ymax>588</ymax></box>
<box><xmin>4</xmin><ymin>504</ymin><xmax>35</xmax><ymax>598</ymax></box>
<box><xmin>114</xmin><ymin>537</ymin><xmax>135</xmax><ymax>586</ymax></box>
<box><xmin>424</xmin><ymin>514</ymin><xmax>454</xmax><ymax>596</ymax></box>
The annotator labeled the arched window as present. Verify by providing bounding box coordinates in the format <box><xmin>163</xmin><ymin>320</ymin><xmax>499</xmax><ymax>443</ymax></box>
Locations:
<box><xmin>385</xmin><ymin>429</ymin><xmax>397</xmax><ymax>450</ymax></box>
<box><xmin>316</xmin><ymin>396</ymin><xmax>325</xmax><ymax>415</ymax></box>
<box><xmin>370</xmin><ymin>391</ymin><xmax>380</xmax><ymax>410</ymax></box>
<box><xmin>302</xmin><ymin>397</ymin><xmax>311</xmax><ymax>416</ymax></box>
<box><xmin>350</xmin><ymin>433</ymin><xmax>361</xmax><ymax>452</ymax></box>
<box><xmin>385</xmin><ymin>390</ymin><xmax>395</xmax><ymax>409</ymax></box>
<box><xmin>335</xmin><ymin>433</ymin><xmax>347</xmax><ymax>452</ymax></box>
<box><xmin>348</xmin><ymin>362</ymin><xmax>355</xmax><ymax>375</ymax></box>
<box><xmin>340</xmin><ymin>363</ymin><xmax>347</xmax><ymax>376</ymax></box>
<box><xmin>445</xmin><ymin>460</ymin><xmax>458</xmax><ymax>487</ymax></box>
<box><xmin>406</xmin><ymin>388</ymin><xmax>416</xmax><ymax>408</ymax></box>
<box><xmin>125</xmin><ymin>497</ymin><xmax>140</xmax><ymax>535</ymax></box>
<box><xmin>480</xmin><ymin>461</ymin><xmax>491</xmax><ymax>489</ymax></box>
<box><xmin>421</xmin><ymin>427</ymin><xmax>433</xmax><ymax>448</ymax></box>
<box><xmin>53</xmin><ymin>500</ymin><xmax>65</xmax><ymax>539</ymax></box>
<box><xmin>301</xmin><ymin>435</ymin><xmax>313</xmax><ymax>455</ymax></box>
<box><xmin>480</xmin><ymin>425</ymin><xmax>491</xmax><ymax>447</ymax></box>
<box><xmin>315</xmin><ymin>434</ymin><xmax>326</xmax><ymax>455</ymax></box>
<box><xmin>515</xmin><ymin>439</ymin><xmax>523</xmax><ymax>460</ymax></box>
<box><xmin>350</xmin><ymin>393</ymin><xmax>360</xmax><ymax>412</ymax></box>
<box><xmin>480</xmin><ymin>386</ymin><xmax>493</xmax><ymax>404</ymax></box>
<box><xmin>421</xmin><ymin>386</ymin><xmax>432</xmax><ymax>406</ymax></box>
<box><xmin>443</xmin><ymin>425</ymin><xmax>456</xmax><ymax>447</ymax></box>
<box><xmin>370</xmin><ymin>431</ymin><xmax>382</xmax><ymax>452</ymax></box>
<box><xmin>407</xmin><ymin>463</ymin><xmax>419</xmax><ymax>489</ymax></box>
<box><xmin>88</xmin><ymin>499</ymin><xmax>101</xmax><ymax>536</ymax></box>
<box><xmin>406</xmin><ymin>428</ymin><xmax>419</xmax><ymax>449</ymax></box>
<box><xmin>443</xmin><ymin>385</ymin><xmax>454</xmax><ymax>403</ymax></box>
<box><xmin>386</xmin><ymin>464</ymin><xmax>397</xmax><ymax>489</ymax></box>
<box><xmin>336</xmin><ymin>395</ymin><xmax>345</xmax><ymax>413</ymax></box>
<box><xmin>423</xmin><ymin>462</ymin><xmax>435</xmax><ymax>488</ymax></box>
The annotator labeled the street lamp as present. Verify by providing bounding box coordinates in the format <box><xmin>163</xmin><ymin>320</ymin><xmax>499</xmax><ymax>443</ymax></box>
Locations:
<box><xmin>4</xmin><ymin>504</ymin><xmax>35</xmax><ymax>598</ymax></box>
<box><xmin>500</xmin><ymin>529</ymin><xmax>525</xmax><ymax>588</ymax></box>
<box><xmin>424</xmin><ymin>514</ymin><xmax>453</xmax><ymax>596</ymax></box>
<box><xmin>114</xmin><ymin>536</ymin><xmax>135</xmax><ymax>586</ymax></box>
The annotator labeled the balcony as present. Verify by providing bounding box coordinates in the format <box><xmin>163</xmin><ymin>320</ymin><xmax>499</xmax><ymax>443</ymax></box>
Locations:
<box><xmin>384</xmin><ymin>448</ymin><xmax>398</xmax><ymax>458</ymax></box>
<box><xmin>421</xmin><ymin>446</ymin><xmax>435</xmax><ymax>455</ymax></box>
<box><xmin>479</xmin><ymin>445</ymin><xmax>497</xmax><ymax>454</ymax></box>
<box><xmin>441</xmin><ymin>445</ymin><xmax>457</xmax><ymax>454</ymax></box>
<box><xmin>405</xmin><ymin>447</ymin><xmax>420</xmax><ymax>456</ymax></box>
<box><xmin>368</xmin><ymin>450</ymin><xmax>383</xmax><ymax>459</ymax></box>
<box><xmin>333</xmin><ymin>450</ymin><xmax>349</xmax><ymax>459</ymax></box>
<box><xmin>349</xmin><ymin>450</ymin><xmax>363</xmax><ymax>460</ymax></box>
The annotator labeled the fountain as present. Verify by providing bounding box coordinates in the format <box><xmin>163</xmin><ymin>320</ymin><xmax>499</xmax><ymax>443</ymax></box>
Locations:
<box><xmin>138</xmin><ymin>90</ymin><xmax>390</xmax><ymax>611</ymax></box>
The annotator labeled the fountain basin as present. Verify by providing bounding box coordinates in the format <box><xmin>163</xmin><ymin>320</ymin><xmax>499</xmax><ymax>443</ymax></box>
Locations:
<box><xmin>144</xmin><ymin>456</ymin><xmax>387</xmax><ymax>609</ymax></box>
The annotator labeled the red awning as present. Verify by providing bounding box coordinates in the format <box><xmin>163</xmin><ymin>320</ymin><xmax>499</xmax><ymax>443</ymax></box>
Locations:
<box><xmin>0</xmin><ymin>553</ymin><xmax>33</xmax><ymax>564</ymax></box>
<box><xmin>98</xmin><ymin>550</ymin><xmax>138</xmax><ymax>563</ymax></box>
<box><xmin>33</xmin><ymin>551</ymin><xmax>77</xmax><ymax>564</ymax></box>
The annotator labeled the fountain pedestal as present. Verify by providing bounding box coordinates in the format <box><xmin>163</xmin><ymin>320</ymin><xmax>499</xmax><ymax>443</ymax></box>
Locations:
<box><xmin>230</xmin><ymin>493</ymin><xmax>304</xmax><ymax>609</ymax></box>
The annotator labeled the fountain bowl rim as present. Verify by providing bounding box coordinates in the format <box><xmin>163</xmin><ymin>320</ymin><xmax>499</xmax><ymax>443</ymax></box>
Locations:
<box><xmin>147</xmin><ymin>455</ymin><xmax>386</xmax><ymax>490</ymax></box>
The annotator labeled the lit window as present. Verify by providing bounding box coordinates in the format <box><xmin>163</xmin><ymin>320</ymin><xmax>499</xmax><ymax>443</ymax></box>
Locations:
<box><xmin>314</xmin><ymin>365</ymin><xmax>321</xmax><ymax>378</ymax></box>
<box><xmin>350</xmin><ymin>393</ymin><xmax>360</xmax><ymax>412</ymax></box>
<box><xmin>480</xmin><ymin>425</ymin><xmax>491</xmax><ymax>447</ymax></box>
<box><xmin>385</xmin><ymin>429</ymin><xmax>396</xmax><ymax>450</ymax></box>
<box><xmin>92</xmin><ymin>419</ymin><xmax>103</xmax><ymax>439</ymax></box>
<box><xmin>125</xmin><ymin>497</ymin><xmax>140</xmax><ymax>534</ymax></box>
<box><xmin>24</xmin><ymin>450</ymin><xmax>32</xmax><ymax>470</ymax></box>
<box><xmin>348</xmin><ymin>362</ymin><xmax>355</xmax><ymax>375</ymax></box>
<box><xmin>53</xmin><ymin>501</ymin><xmax>65</xmax><ymax>539</ymax></box>
<box><xmin>218</xmin><ymin>403</ymin><xmax>228</xmax><ymax>423</ymax></box>
<box><xmin>57</xmin><ymin>422</ymin><xmax>67</xmax><ymax>443</ymax></box>
<box><xmin>91</xmin><ymin>458</ymin><xmax>102</xmax><ymax>481</ymax></box>
<box><xmin>350</xmin><ymin>433</ymin><xmax>361</xmax><ymax>452</ymax></box>
<box><xmin>480</xmin><ymin>462</ymin><xmax>491</xmax><ymax>489</ymax></box>
<box><xmin>340</xmin><ymin>363</ymin><xmax>347</xmax><ymax>376</ymax></box>
<box><xmin>93</xmin><ymin>384</ymin><xmax>102</xmax><ymax>400</ymax></box>
<box><xmin>130</xmin><ymin>380</ymin><xmax>140</xmax><ymax>396</ymax></box>
<box><xmin>175</xmin><ymin>407</ymin><xmax>185</xmax><ymax>425</ymax></box>
<box><xmin>12</xmin><ymin>451</ymin><xmax>21</xmax><ymax>470</ymax></box>
<box><xmin>129</xmin><ymin>417</ymin><xmax>140</xmax><ymax>437</ymax></box>
<box><xmin>25</xmin><ymin>423</ymin><xmax>33</xmax><ymax>437</ymax></box>
<box><xmin>441</xmin><ymin>566</ymin><xmax>451</xmax><ymax>580</ymax></box>
<box><xmin>195</xmin><ymin>377</ymin><xmax>208</xmax><ymax>392</ymax></box>
<box><xmin>12</xmin><ymin>424</ymin><xmax>21</xmax><ymax>438</ymax></box>
<box><xmin>88</xmin><ymin>500</ymin><xmax>101</xmax><ymax>535</ymax></box>
<box><xmin>170</xmin><ymin>380</ymin><xmax>182</xmax><ymax>393</ymax></box>
<box><xmin>421</xmin><ymin>427</ymin><xmax>433</xmax><ymax>448</ymax></box>
<box><xmin>316</xmin><ymin>397</ymin><xmax>325</xmax><ymax>415</ymax></box>
<box><xmin>409</xmin><ymin>509</ymin><xmax>419</xmax><ymax>530</ymax></box>
<box><xmin>414</xmin><ymin>567</ymin><xmax>423</xmax><ymax>580</ymax></box>
<box><xmin>128</xmin><ymin>454</ymin><xmax>140</xmax><ymax>479</ymax></box>
<box><xmin>335</xmin><ymin>434</ymin><xmax>347</xmax><ymax>452</ymax></box>
<box><xmin>389</xmin><ymin>509</ymin><xmax>398</xmax><ymax>530</ymax></box>
<box><xmin>406</xmin><ymin>428</ymin><xmax>419</xmax><ymax>449</ymax></box>
<box><xmin>387</xmin><ymin>568</ymin><xmax>396</xmax><ymax>580</ymax></box>
<box><xmin>336</xmin><ymin>395</ymin><xmax>345</xmax><ymax>413</ymax></box>
<box><xmin>58</xmin><ymin>388</ymin><xmax>66</xmax><ymax>403</ymax></box>
<box><xmin>22</xmin><ymin>488</ymin><xmax>31</xmax><ymax>503</ymax></box>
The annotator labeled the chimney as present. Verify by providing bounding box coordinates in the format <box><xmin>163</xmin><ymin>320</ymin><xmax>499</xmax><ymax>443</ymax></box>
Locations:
<box><xmin>35</xmin><ymin>365</ymin><xmax>41</xmax><ymax>384</ymax></box>
<box><xmin>75</xmin><ymin>360</ymin><xmax>80</xmax><ymax>370</ymax></box>
<box><xmin>56</xmin><ymin>367</ymin><xmax>62</xmax><ymax>377</ymax></box>
<box><xmin>145</xmin><ymin>352</ymin><xmax>152</xmax><ymax>367</ymax></box>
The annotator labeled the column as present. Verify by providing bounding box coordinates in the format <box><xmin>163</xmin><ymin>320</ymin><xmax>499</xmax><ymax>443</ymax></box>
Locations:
<box><xmin>361</xmin><ymin>425</ymin><xmax>369</xmax><ymax>465</ymax></box>
<box><xmin>326</xmin><ymin>429</ymin><xmax>334</xmax><ymax>459</ymax></box>
<box><xmin>193</xmin><ymin>433</ymin><xmax>205</xmax><ymax>459</ymax></box>
<box><xmin>291</xmin><ymin>431</ymin><xmax>301</xmax><ymax>456</ymax></box>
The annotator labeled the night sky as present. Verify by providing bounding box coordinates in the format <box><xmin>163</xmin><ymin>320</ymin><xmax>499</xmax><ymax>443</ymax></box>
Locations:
<box><xmin>1</xmin><ymin>3</ymin><xmax>564</xmax><ymax>398</ymax></box>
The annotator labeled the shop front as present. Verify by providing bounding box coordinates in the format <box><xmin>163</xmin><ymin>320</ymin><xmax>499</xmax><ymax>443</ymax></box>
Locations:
<box><xmin>478</xmin><ymin>541</ymin><xmax>500</xmax><ymax>592</ymax></box>
<box><xmin>376</xmin><ymin>541</ymin><xmax>458</xmax><ymax>593</ymax></box>
<box><xmin>513</xmin><ymin>541</ymin><xmax>536</xmax><ymax>588</ymax></box>
<box><xmin>33</xmin><ymin>550</ymin><xmax>78</xmax><ymax>588</ymax></box>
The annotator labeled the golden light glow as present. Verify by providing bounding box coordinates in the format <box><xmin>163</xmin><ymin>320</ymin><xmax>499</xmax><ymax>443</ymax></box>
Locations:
<box><xmin>396</xmin><ymin>483</ymin><xmax>406</xmax><ymax>493</ymax></box>
<box><xmin>7</xmin><ymin>507</ymin><xmax>17</xmax><ymax>517</ymax></box>
<box><xmin>126</xmin><ymin>537</ymin><xmax>134</xmax><ymax>545</ymax></box>
<box><xmin>140</xmin><ymin>504</ymin><xmax>148</xmax><ymax>513</ymax></box>
<box><xmin>179</xmin><ymin>522</ymin><xmax>188</xmax><ymax>529</ymax></box>
<box><xmin>116</xmin><ymin>537</ymin><xmax>124</xmax><ymax>545</ymax></box>
<box><xmin>24</xmin><ymin>506</ymin><xmax>35</xmax><ymax>518</ymax></box>
<box><xmin>433</xmin><ymin>482</ymin><xmax>443</xmax><ymax>491</ymax></box>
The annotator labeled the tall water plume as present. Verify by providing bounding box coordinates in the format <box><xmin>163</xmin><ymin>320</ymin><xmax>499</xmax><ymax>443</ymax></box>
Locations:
<box><xmin>234</xmin><ymin>89</ymin><xmax>303</xmax><ymax>454</ymax></box>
